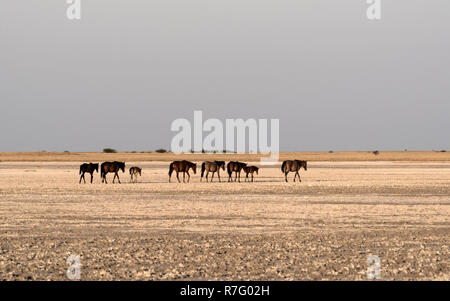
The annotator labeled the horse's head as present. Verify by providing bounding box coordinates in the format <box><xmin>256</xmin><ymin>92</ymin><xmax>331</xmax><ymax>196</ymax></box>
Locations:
<box><xmin>218</xmin><ymin>161</ymin><xmax>225</xmax><ymax>170</ymax></box>
<box><xmin>93</xmin><ymin>163</ymin><xmax>99</xmax><ymax>172</ymax></box>
<box><xmin>255</xmin><ymin>167</ymin><xmax>259</xmax><ymax>175</ymax></box>
<box><xmin>303</xmin><ymin>161</ymin><xmax>308</xmax><ymax>171</ymax></box>
<box><xmin>192</xmin><ymin>163</ymin><xmax>197</xmax><ymax>174</ymax></box>
<box><xmin>120</xmin><ymin>162</ymin><xmax>125</xmax><ymax>173</ymax></box>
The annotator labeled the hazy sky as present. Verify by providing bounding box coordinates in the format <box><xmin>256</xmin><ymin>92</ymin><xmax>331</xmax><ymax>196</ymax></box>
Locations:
<box><xmin>1</xmin><ymin>1</ymin><xmax>449</xmax><ymax>152</ymax></box>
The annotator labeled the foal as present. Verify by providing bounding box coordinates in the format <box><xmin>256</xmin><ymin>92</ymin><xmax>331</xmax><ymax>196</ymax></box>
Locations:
<box><xmin>129</xmin><ymin>166</ymin><xmax>142</xmax><ymax>183</ymax></box>
<box><xmin>243</xmin><ymin>166</ymin><xmax>259</xmax><ymax>182</ymax></box>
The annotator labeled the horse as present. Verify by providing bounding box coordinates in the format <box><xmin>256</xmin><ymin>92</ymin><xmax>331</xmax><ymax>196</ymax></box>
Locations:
<box><xmin>79</xmin><ymin>163</ymin><xmax>99</xmax><ymax>184</ymax></box>
<box><xmin>281</xmin><ymin>160</ymin><xmax>307</xmax><ymax>182</ymax></box>
<box><xmin>101</xmin><ymin>161</ymin><xmax>125</xmax><ymax>184</ymax></box>
<box><xmin>129</xmin><ymin>166</ymin><xmax>142</xmax><ymax>183</ymax></box>
<box><xmin>168</xmin><ymin>160</ymin><xmax>197</xmax><ymax>183</ymax></box>
<box><xmin>200</xmin><ymin>161</ymin><xmax>225</xmax><ymax>183</ymax></box>
<box><xmin>243</xmin><ymin>166</ymin><xmax>259</xmax><ymax>182</ymax></box>
<box><xmin>227</xmin><ymin>161</ymin><xmax>247</xmax><ymax>183</ymax></box>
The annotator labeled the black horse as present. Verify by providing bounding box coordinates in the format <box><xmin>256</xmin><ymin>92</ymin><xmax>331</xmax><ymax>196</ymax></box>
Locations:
<box><xmin>79</xmin><ymin>163</ymin><xmax>99</xmax><ymax>184</ymax></box>
<box><xmin>101</xmin><ymin>161</ymin><xmax>125</xmax><ymax>184</ymax></box>
<box><xmin>227</xmin><ymin>161</ymin><xmax>247</xmax><ymax>183</ymax></box>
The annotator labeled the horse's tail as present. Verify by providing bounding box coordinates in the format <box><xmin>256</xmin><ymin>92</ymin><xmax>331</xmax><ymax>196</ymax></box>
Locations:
<box><xmin>168</xmin><ymin>163</ymin><xmax>174</xmax><ymax>177</ymax></box>
<box><xmin>255</xmin><ymin>168</ymin><xmax>259</xmax><ymax>175</ymax></box>
<box><xmin>227</xmin><ymin>162</ymin><xmax>232</xmax><ymax>176</ymax></box>
<box><xmin>100</xmin><ymin>164</ymin><xmax>104</xmax><ymax>178</ymax></box>
<box><xmin>79</xmin><ymin>166</ymin><xmax>82</xmax><ymax>175</ymax></box>
<box><xmin>281</xmin><ymin>161</ymin><xmax>286</xmax><ymax>173</ymax></box>
<box><xmin>201</xmin><ymin>162</ymin><xmax>205</xmax><ymax>178</ymax></box>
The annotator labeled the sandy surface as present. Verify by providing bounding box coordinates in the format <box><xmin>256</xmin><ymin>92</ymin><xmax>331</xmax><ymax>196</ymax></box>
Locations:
<box><xmin>0</xmin><ymin>161</ymin><xmax>449</xmax><ymax>280</ymax></box>
<box><xmin>1</xmin><ymin>150</ymin><xmax>450</xmax><ymax>162</ymax></box>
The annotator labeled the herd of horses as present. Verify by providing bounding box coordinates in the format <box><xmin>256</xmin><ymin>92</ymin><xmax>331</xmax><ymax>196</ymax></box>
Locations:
<box><xmin>79</xmin><ymin>160</ymin><xmax>307</xmax><ymax>184</ymax></box>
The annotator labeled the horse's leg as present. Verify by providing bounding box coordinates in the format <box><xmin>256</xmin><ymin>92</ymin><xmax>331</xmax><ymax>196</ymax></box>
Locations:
<box><xmin>251</xmin><ymin>173</ymin><xmax>254</xmax><ymax>182</ymax></box>
<box><xmin>104</xmin><ymin>173</ymin><xmax>108</xmax><ymax>184</ymax></box>
<box><xmin>79</xmin><ymin>172</ymin><xmax>83</xmax><ymax>184</ymax></box>
<box><xmin>90</xmin><ymin>172</ymin><xmax>94</xmax><ymax>184</ymax></box>
<box><xmin>187</xmin><ymin>171</ymin><xmax>190</xmax><ymax>183</ymax></box>
<box><xmin>218</xmin><ymin>171</ymin><xmax>221</xmax><ymax>183</ymax></box>
<box><xmin>285</xmin><ymin>171</ymin><xmax>288</xmax><ymax>183</ymax></box>
<box><xmin>296</xmin><ymin>171</ymin><xmax>301</xmax><ymax>182</ymax></box>
<box><xmin>206</xmin><ymin>171</ymin><xmax>209</xmax><ymax>183</ymax></box>
<box><xmin>211</xmin><ymin>172</ymin><xmax>214</xmax><ymax>183</ymax></box>
<box><xmin>113</xmin><ymin>172</ymin><xmax>120</xmax><ymax>184</ymax></box>
<box><xmin>176</xmin><ymin>171</ymin><xmax>181</xmax><ymax>183</ymax></box>
<box><xmin>238</xmin><ymin>171</ymin><xmax>241</xmax><ymax>183</ymax></box>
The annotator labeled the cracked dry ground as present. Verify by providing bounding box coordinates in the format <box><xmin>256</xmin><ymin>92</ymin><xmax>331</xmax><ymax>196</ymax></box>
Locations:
<box><xmin>0</xmin><ymin>161</ymin><xmax>449</xmax><ymax>280</ymax></box>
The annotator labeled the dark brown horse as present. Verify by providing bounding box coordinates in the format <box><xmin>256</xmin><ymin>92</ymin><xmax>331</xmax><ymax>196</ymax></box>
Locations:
<box><xmin>281</xmin><ymin>160</ymin><xmax>307</xmax><ymax>182</ymax></box>
<box><xmin>129</xmin><ymin>166</ymin><xmax>142</xmax><ymax>183</ymax></box>
<box><xmin>168</xmin><ymin>160</ymin><xmax>197</xmax><ymax>183</ymax></box>
<box><xmin>79</xmin><ymin>163</ymin><xmax>99</xmax><ymax>184</ymax></box>
<box><xmin>101</xmin><ymin>161</ymin><xmax>125</xmax><ymax>184</ymax></box>
<box><xmin>227</xmin><ymin>161</ymin><xmax>247</xmax><ymax>183</ymax></box>
<box><xmin>243</xmin><ymin>166</ymin><xmax>259</xmax><ymax>182</ymax></box>
<box><xmin>200</xmin><ymin>161</ymin><xmax>225</xmax><ymax>183</ymax></box>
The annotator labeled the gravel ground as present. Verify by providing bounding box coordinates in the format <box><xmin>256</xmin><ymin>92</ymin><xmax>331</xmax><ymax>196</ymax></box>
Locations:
<box><xmin>0</xmin><ymin>161</ymin><xmax>449</xmax><ymax>280</ymax></box>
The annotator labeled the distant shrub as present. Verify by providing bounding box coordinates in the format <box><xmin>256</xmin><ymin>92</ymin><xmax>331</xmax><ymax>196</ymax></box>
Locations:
<box><xmin>373</xmin><ymin>150</ymin><xmax>380</xmax><ymax>155</ymax></box>
<box><xmin>103</xmin><ymin>148</ymin><xmax>117</xmax><ymax>153</ymax></box>
<box><xmin>329</xmin><ymin>150</ymin><xmax>334</xmax><ymax>153</ymax></box>
<box><xmin>64</xmin><ymin>150</ymin><xmax>70</xmax><ymax>153</ymax></box>
<box><xmin>441</xmin><ymin>150</ymin><xmax>447</xmax><ymax>152</ymax></box>
<box><xmin>155</xmin><ymin>148</ymin><xmax>167</xmax><ymax>153</ymax></box>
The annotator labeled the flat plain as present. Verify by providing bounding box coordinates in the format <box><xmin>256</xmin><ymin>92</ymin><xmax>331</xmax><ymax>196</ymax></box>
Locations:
<box><xmin>0</xmin><ymin>152</ymin><xmax>449</xmax><ymax>280</ymax></box>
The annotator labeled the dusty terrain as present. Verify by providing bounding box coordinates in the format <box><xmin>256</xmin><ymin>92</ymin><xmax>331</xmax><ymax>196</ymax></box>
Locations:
<box><xmin>0</xmin><ymin>153</ymin><xmax>449</xmax><ymax>280</ymax></box>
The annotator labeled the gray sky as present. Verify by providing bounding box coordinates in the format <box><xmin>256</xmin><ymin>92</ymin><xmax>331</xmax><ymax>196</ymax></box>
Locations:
<box><xmin>1</xmin><ymin>0</ymin><xmax>449</xmax><ymax>152</ymax></box>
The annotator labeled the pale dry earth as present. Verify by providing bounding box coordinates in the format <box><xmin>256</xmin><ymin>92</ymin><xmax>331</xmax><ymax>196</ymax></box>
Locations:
<box><xmin>1</xmin><ymin>150</ymin><xmax>450</xmax><ymax>162</ymax></box>
<box><xmin>0</xmin><ymin>159</ymin><xmax>449</xmax><ymax>280</ymax></box>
